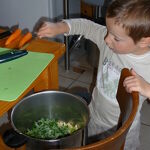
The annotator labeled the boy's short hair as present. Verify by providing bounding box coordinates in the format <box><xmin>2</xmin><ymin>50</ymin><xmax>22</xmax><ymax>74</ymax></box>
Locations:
<box><xmin>106</xmin><ymin>0</ymin><xmax>150</xmax><ymax>43</ymax></box>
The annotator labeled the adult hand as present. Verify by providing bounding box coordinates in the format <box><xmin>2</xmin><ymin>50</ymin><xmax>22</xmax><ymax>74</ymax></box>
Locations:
<box><xmin>123</xmin><ymin>69</ymin><xmax>150</xmax><ymax>99</ymax></box>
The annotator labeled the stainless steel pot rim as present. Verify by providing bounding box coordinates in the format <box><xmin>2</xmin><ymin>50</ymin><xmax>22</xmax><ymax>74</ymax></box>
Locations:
<box><xmin>11</xmin><ymin>90</ymin><xmax>90</xmax><ymax>142</ymax></box>
<box><xmin>12</xmin><ymin>90</ymin><xmax>89</xmax><ymax>110</ymax></box>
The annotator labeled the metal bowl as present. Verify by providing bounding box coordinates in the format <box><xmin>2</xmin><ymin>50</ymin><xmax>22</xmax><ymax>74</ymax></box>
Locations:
<box><xmin>11</xmin><ymin>91</ymin><xmax>90</xmax><ymax>149</ymax></box>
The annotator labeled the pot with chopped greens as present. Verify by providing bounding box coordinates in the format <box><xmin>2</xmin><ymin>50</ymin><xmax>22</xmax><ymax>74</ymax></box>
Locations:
<box><xmin>11</xmin><ymin>91</ymin><xmax>89</xmax><ymax>149</ymax></box>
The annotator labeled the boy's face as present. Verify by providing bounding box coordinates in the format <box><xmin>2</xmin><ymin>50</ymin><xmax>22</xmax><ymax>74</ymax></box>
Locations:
<box><xmin>105</xmin><ymin>18</ymin><xmax>148</xmax><ymax>55</ymax></box>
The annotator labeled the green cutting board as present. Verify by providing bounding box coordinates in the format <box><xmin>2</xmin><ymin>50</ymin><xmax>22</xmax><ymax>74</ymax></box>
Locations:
<box><xmin>0</xmin><ymin>47</ymin><xmax>54</xmax><ymax>101</ymax></box>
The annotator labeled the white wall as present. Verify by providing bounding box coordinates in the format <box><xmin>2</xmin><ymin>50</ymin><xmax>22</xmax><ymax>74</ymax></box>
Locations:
<box><xmin>0</xmin><ymin>0</ymin><xmax>80</xmax><ymax>32</ymax></box>
<box><xmin>0</xmin><ymin>0</ymin><xmax>51</xmax><ymax>31</ymax></box>
<box><xmin>48</xmin><ymin>0</ymin><xmax>81</xmax><ymax>42</ymax></box>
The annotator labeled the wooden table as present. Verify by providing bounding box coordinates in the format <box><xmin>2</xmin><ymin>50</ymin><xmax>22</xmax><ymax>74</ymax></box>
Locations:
<box><xmin>0</xmin><ymin>36</ymin><xmax>65</xmax><ymax>149</ymax></box>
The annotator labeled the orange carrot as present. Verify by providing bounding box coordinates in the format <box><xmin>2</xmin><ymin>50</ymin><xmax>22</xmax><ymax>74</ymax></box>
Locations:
<box><xmin>18</xmin><ymin>32</ymin><xmax>32</xmax><ymax>48</ymax></box>
<box><xmin>5</xmin><ymin>28</ymin><xmax>22</xmax><ymax>46</ymax></box>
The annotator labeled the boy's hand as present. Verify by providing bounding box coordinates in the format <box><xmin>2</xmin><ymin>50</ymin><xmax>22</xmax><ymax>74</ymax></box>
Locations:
<box><xmin>123</xmin><ymin>69</ymin><xmax>150</xmax><ymax>99</ymax></box>
<box><xmin>37</xmin><ymin>21</ymin><xmax>69</xmax><ymax>38</ymax></box>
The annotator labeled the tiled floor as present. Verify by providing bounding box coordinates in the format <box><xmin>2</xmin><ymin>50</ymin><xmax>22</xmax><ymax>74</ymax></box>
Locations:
<box><xmin>58</xmin><ymin>40</ymin><xmax>150</xmax><ymax>150</ymax></box>
<box><xmin>58</xmin><ymin>41</ymin><xmax>95</xmax><ymax>93</ymax></box>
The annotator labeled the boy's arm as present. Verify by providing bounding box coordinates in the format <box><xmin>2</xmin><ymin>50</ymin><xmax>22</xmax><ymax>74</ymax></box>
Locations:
<box><xmin>123</xmin><ymin>69</ymin><xmax>150</xmax><ymax>99</ymax></box>
<box><xmin>64</xmin><ymin>18</ymin><xmax>106</xmax><ymax>47</ymax></box>
<box><xmin>37</xmin><ymin>19</ymin><xmax>107</xmax><ymax>50</ymax></box>
<box><xmin>37</xmin><ymin>22</ymin><xmax>70</xmax><ymax>38</ymax></box>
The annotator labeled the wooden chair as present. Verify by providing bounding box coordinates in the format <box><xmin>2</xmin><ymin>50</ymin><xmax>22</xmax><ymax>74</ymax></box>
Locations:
<box><xmin>70</xmin><ymin>68</ymin><xmax>139</xmax><ymax>150</ymax></box>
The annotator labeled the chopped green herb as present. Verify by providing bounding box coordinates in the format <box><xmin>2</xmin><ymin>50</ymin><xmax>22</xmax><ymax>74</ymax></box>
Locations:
<box><xmin>25</xmin><ymin>118</ymin><xmax>80</xmax><ymax>139</ymax></box>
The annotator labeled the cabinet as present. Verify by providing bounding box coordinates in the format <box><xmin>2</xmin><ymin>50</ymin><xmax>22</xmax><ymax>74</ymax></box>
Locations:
<box><xmin>81</xmin><ymin>1</ymin><xmax>98</xmax><ymax>19</ymax></box>
<box><xmin>80</xmin><ymin>0</ymin><xmax>103</xmax><ymax>19</ymax></box>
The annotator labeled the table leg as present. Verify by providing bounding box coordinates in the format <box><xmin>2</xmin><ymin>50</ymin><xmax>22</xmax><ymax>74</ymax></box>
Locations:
<box><xmin>48</xmin><ymin>60</ymin><xmax>59</xmax><ymax>90</ymax></box>
<box><xmin>33</xmin><ymin>60</ymin><xmax>59</xmax><ymax>92</ymax></box>
<box><xmin>63</xmin><ymin>0</ymin><xmax>70</xmax><ymax>70</ymax></box>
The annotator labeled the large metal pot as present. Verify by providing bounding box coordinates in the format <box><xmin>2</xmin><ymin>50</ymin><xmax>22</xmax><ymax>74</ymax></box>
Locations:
<box><xmin>11</xmin><ymin>91</ymin><xmax>90</xmax><ymax>150</ymax></box>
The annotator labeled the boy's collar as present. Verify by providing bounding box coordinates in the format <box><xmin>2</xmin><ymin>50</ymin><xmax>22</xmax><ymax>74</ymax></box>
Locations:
<box><xmin>127</xmin><ymin>51</ymin><xmax>150</xmax><ymax>59</ymax></box>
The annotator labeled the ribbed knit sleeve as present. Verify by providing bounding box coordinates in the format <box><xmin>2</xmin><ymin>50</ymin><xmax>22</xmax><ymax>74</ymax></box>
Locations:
<box><xmin>64</xmin><ymin>18</ymin><xmax>107</xmax><ymax>52</ymax></box>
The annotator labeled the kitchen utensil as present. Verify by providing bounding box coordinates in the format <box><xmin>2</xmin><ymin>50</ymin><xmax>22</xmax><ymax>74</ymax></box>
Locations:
<box><xmin>11</xmin><ymin>91</ymin><xmax>89</xmax><ymax>149</ymax></box>
<box><xmin>0</xmin><ymin>30</ymin><xmax>12</xmax><ymax>39</ymax></box>
<box><xmin>0</xmin><ymin>47</ymin><xmax>54</xmax><ymax>101</ymax></box>
<box><xmin>0</xmin><ymin>49</ymin><xmax>28</xmax><ymax>64</ymax></box>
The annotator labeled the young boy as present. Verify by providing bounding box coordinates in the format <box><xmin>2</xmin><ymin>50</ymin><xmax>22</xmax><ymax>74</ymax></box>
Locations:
<box><xmin>37</xmin><ymin>0</ymin><xmax>150</xmax><ymax>149</ymax></box>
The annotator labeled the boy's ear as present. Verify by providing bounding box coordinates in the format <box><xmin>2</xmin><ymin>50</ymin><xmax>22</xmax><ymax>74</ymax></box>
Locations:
<box><xmin>139</xmin><ymin>37</ymin><xmax>150</xmax><ymax>48</ymax></box>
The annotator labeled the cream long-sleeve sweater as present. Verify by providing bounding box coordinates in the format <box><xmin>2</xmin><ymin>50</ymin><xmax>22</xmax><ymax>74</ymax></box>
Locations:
<box><xmin>64</xmin><ymin>18</ymin><xmax>150</xmax><ymax>150</ymax></box>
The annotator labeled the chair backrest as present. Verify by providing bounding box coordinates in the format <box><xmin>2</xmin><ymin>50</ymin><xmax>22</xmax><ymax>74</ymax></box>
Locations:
<box><xmin>69</xmin><ymin>68</ymin><xmax>139</xmax><ymax>150</ymax></box>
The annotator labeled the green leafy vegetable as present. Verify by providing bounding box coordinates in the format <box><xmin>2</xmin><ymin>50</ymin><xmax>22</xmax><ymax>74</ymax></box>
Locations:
<box><xmin>25</xmin><ymin>118</ymin><xmax>80</xmax><ymax>139</ymax></box>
